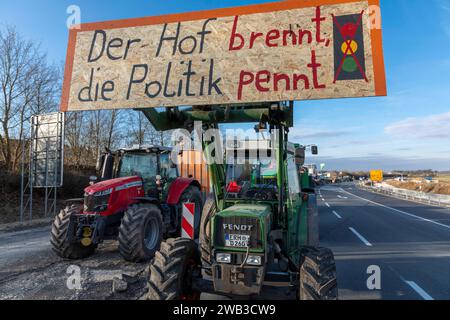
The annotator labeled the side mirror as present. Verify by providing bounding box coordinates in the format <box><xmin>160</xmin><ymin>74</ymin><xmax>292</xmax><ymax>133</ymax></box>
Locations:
<box><xmin>311</xmin><ymin>146</ymin><xmax>318</xmax><ymax>155</ymax></box>
<box><xmin>295</xmin><ymin>148</ymin><xmax>305</xmax><ymax>166</ymax></box>
<box><xmin>89</xmin><ymin>176</ymin><xmax>98</xmax><ymax>185</ymax></box>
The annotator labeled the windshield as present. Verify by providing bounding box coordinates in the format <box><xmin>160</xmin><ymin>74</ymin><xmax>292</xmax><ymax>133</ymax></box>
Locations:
<box><xmin>225</xmin><ymin>158</ymin><xmax>278</xmax><ymax>200</ymax></box>
<box><xmin>118</xmin><ymin>153</ymin><xmax>158</xmax><ymax>183</ymax></box>
<box><xmin>160</xmin><ymin>153</ymin><xmax>178</xmax><ymax>179</ymax></box>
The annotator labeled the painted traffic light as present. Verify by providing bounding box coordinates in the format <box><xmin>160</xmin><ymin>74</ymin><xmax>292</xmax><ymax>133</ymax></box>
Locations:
<box><xmin>333</xmin><ymin>12</ymin><xmax>368</xmax><ymax>82</ymax></box>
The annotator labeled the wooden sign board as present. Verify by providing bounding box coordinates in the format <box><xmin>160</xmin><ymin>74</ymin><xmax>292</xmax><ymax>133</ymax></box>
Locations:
<box><xmin>61</xmin><ymin>0</ymin><xmax>386</xmax><ymax>112</ymax></box>
<box><xmin>370</xmin><ymin>170</ymin><xmax>383</xmax><ymax>182</ymax></box>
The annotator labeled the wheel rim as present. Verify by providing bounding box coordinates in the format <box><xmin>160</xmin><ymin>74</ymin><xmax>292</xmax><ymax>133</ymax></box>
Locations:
<box><xmin>144</xmin><ymin>217</ymin><xmax>159</xmax><ymax>250</ymax></box>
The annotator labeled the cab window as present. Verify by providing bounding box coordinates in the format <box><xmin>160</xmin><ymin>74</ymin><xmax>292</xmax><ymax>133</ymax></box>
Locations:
<box><xmin>287</xmin><ymin>155</ymin><xmax>300</xmax><ymax>197</ymax></box>
<box><xmin>160</xmin><ymin>153</ymin><xmax>178</xmax><ymax>179</ymax></box>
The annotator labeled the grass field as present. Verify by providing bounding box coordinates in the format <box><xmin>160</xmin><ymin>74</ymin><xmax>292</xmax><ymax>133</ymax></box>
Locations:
<box><xmin>437</xmin><ymin>174</ymin><xmax>450</xmax><ymax>183</ymax></box>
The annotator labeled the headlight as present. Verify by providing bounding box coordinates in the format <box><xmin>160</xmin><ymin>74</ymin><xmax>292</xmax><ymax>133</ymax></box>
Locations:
<box><xmin>216</xmin><ymin>253</ymin><xmax>231</xmax><ymax>264</ymax></box>
<box><xmin>246</xmin><ymin>255</ymin><xmax>262</xmax><ymax>266</ymax></box>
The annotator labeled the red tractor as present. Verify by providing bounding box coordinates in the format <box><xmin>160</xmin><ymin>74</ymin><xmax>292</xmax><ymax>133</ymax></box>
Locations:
<box><xmin>50</xmin><ymin>145</ymin><xmax>203</xmax><ymax>262</ymax></box>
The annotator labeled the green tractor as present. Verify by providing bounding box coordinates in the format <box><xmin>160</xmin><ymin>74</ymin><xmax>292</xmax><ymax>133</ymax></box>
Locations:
<box><xmin>141</xmin><ymin>102</ymin><xmax>337</xmax><ymax>300</ymax></box>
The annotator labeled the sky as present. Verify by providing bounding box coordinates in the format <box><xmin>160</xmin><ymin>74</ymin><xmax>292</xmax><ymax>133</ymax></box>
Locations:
<box><xmin>0</xmin><ymin>0</ymin><xmax>449</xmax><ymax>171</ymax></box>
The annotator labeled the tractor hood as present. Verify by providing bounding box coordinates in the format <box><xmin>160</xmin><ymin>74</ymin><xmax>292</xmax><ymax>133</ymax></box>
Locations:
<box><xmin>213</xmin><ymin>203</ymin><xmax>272</xmax><ymax>252</ymax></box>
<box><xmin>84</xmin><ymin>176</ymin><xmax>143</xmax><ymax>195</ymax></box>
<box><xmin>218</xmin><ymin>204</ymin><xmax>272</xmax><ymax>219</ymax></box>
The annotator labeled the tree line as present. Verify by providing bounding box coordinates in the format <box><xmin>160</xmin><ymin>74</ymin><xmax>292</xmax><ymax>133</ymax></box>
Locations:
<box><xmin>0</xmin><ymin>26</ymin><xmax>170</xmax><ymax>173</ymax></box>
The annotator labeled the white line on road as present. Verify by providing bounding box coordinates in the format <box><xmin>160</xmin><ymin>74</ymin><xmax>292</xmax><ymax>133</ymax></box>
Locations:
<box><xmin>332</xmin><ymin>210</ymin><xmax>342</xmax><ymax>219</ymax></box>
<box><xmin>337</xmin><ymin>195</ymin><xmax>348</xmax><ymax>199</ymax></box>
<box><xmin>325</xmin><ymin>202</ymin><xmax>330</xmax><ymax>208</ymax></box>
<box><xmin>349</xmin><ymin>227</ymin><xmax>372</xmax><ymax>246</ymax></box>
<box><xmin>339</xmin><ymin>188</ymin><xmax>450</xmax><ymax>230</ymax></box>
<box><xmin>404</xmin><ymin>281</ymin><xmax>434</xmax><ymax>301</ymax></box>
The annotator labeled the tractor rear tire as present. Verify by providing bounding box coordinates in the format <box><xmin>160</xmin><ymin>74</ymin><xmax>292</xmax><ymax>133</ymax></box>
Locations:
<box><xmin>50</xmin><ymin>205</ymin><xmax>97</xmax><ymax>259</ymax></box>
<box><xmin>179</xmin><ymin>186</ymin><xmax>203</xmax><ymax>239</ymax></box>
<box><xmin>199</xmin><ymin>196</ymin><xmax>216</xmax><ymax>276</ymax></box>
<box><xmin>118</xmin><ymin>204</ymin><xmax>163</xmax><ymax>262</ymax></box>
<box><xmin>147</xmin><ymin>238</ymin><xmax>201</xmax><ymax>300</ymax></box>
<box><xmin>299</xmin><ymin>247</ymin><xmax>338</xmax><ymax>300</ymax></box>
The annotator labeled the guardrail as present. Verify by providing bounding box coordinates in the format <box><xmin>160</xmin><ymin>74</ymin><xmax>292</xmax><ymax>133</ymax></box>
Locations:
<box><xmin>358</xmin><ymin>182</ymin><xmax>450</xmax><ymax>208</ymax></box>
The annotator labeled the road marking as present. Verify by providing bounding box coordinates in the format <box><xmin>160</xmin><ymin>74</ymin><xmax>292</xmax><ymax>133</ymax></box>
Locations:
<box><xmin>337</xmin><ymin>195</ymin><xmax>348</xmax><ymax>199</ymax></box>
<box><xmin>349</xmin><ymin>227</ymin><xmax>372</xmax><ymax>246</ymax></box>
<box><xmin>404</xmin><ymin>281</ymin><xmax>434</xmax><ymax>301</ymax></box>
<box><xmin>325</xmin><ymin>202</ymin><xmax>330</xmax><ymax>208</ymax></box>
<box><xmin>340</xmin><ymin>188</ymin><xmax>450</xmax><ymax>230</ymax></box>
<box><xmin>332</xmin><ymin>210</ymin><xmax>342</xmax><ymax>219</ymax></box>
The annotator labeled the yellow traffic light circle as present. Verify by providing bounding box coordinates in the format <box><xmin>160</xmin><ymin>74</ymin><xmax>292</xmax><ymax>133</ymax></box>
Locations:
<box><xmin>341</xmin><ymin>40</ymin><xmax>358</xmax><ymax>55</ymax></box>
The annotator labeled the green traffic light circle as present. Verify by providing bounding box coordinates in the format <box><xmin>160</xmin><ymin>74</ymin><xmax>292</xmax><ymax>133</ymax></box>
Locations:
<box><xmin>342</xmin><ymin>57</ymin><xmax>358</xmax><ymax>73</ymax></box>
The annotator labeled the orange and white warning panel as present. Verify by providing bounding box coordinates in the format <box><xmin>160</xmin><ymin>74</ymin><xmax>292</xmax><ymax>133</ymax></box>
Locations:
<box><xmin>181</xmin><ymin>203</ymin><xmax>195</xmax><ymax>239</ymax></box>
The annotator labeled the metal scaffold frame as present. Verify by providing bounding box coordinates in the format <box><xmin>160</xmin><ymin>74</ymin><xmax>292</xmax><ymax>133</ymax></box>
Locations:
<box><xmin>20</xmin><ymin>112</ymin><xmax>65</xmax><ymax>222</ymax></box>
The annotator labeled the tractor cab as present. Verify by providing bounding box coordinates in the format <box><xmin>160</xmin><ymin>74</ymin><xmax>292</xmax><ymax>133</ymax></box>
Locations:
<box><xmin>97</xmin><ymin>145</ymin><xmax>177</xmax><ymax>199</ymax></box>
<box><xmin>225</xmin><ymin>140</ymin><xmax>278</xmax><ymax>202</ymax></box>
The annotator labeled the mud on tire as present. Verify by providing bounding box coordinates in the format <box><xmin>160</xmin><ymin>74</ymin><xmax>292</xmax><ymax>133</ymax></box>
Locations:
<box><xmin>118</xmin><ymin>203</ymin><xmax>163</xmax><ymax>262</ymax></box>
<box><xmin>199</xmin><ymin>196</ymin><xmax>216</xmax><ymax>276</ymax></box>
<box><xmin>299</xmin><ymin>247</ymin><xmax>338</xmax><ymax>300</ymax></box>
<box><xmin>50</xmin><ymin>205</ymin><xmax>97</xmax><ymax>259</ymax></box>
<box><xmin>147</xmin><ymin>238</ymin><xmax>201</xmax><ymax>300</ymax></box>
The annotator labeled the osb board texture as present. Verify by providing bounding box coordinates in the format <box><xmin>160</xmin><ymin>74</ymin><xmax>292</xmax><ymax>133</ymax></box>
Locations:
<box><xmin>65</xmin><ymin>1</ymin><xmax>378</xmax><ymax>111</ymax></box>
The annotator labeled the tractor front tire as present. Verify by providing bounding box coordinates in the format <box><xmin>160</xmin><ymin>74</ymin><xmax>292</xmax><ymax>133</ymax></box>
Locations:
<box><xmin>50</xmin><ymin>205</ymin><xmax>97</xmax><ymax>259</ymax></box>
<box><xmin>147</xmin><ymin>238</ymin><xmax>201</xmax><ymax>300</ymax></box>
<box><xmin>199</xmin><ymin>196</ymin><xmax>216</xmax><ymax>276</ymax></box>
<box><xmin>118</xmin><ymin>204</ymin><xmax>163</xmax><ymax>262</ymax></box>
<box><xmin>299</xmin><ymin>247</ymin><xmax>338</xmax><ymax>300</ymax></box>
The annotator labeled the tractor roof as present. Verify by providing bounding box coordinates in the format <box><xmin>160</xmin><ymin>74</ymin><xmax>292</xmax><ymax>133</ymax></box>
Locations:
<box><xmin>225</xmin><ymin>139</ymin><xmax>298</xmax><ymax>154</ymax></box>
<box><xmin>119</xmin><ymin>145</ymin><xmax>172</xmax><ymax>154</ymax></box>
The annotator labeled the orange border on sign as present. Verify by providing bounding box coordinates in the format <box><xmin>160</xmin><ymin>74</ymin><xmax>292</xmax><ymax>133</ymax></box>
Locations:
<box><xmin>60</xmin><ymin>0</ymin><xmax>386</xmax><ymax>112</ymax></box>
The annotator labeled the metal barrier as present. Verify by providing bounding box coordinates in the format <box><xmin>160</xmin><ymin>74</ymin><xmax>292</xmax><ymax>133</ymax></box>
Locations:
<box><xmin>358</xmin><ymin>182</ymin><xmax>450</xmax><ymax>208</ymax></box>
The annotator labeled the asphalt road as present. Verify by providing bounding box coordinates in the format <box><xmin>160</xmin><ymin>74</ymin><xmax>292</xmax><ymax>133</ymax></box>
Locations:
<box><xmin>318</xmin><ymin>183</ymin><xmax>450</xmax><ymax>300</ymax></box>
<box><xmin>1</xmin><ymin>183</ymin><xmax>450</xmax><ymax>300</ymax></box>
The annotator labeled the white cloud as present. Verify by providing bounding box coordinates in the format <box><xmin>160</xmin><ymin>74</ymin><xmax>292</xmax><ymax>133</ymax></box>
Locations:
<box><xmin>436</xmin><ymin>0</ymin><xmax>450</xmax><ymax>12</ymax></box>
<box><xmin>436</xmin><ymin>0</ymin><xmax>450</xmax><ymax>36</ymax></box>
<box><xmin>385</xmin><ymin>111</ymin><xmax>450</xmax><ymax>139</ymax></box>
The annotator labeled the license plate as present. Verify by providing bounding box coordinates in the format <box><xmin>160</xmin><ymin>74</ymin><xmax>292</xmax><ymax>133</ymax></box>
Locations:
<box><xmin>225</xmin><ymin>234</ymin><xmax>250</xmax><ymax>248</ymax></box>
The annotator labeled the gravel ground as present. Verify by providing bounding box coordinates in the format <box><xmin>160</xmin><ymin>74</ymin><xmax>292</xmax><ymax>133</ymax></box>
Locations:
<box><xmin>0</xmin><ymin>224</ymin><xmax>149</xmax><ymax>300</ymax></box>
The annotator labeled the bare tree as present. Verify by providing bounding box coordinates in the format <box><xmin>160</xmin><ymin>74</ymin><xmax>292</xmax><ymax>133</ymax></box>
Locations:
<box><xmin>106</xmin><ymin>109</ymin><xmax>119</xmax><ymax>150</ymax></box>
<box><xmin>0</xmin><ymin>26</ymin><xmax>59</xmax><ymax>172</ymax></box>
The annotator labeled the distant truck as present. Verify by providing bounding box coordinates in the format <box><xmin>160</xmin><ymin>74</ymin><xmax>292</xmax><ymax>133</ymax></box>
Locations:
<box><xmin>304</xmin><ymin>164</ymin><xmax>318</xmax><ymax>176</ymax></box>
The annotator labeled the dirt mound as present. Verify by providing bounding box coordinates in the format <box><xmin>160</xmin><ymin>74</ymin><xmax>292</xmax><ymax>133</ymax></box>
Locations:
<box><xmin>0</xmin><ymin>167</ymin><xmax>95</xmax><ymax>224</ymax></box>
<box><xmin>386</xmin><ymin>180</ymin><xmax>450</xmax><ymax>195</ymax></box>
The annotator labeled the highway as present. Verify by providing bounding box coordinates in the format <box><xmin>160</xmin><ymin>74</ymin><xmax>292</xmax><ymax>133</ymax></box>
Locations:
<box><xmin>319</xmin><ymin>183</ymin><xmax>450</xmax><ymax>300</ymax></box>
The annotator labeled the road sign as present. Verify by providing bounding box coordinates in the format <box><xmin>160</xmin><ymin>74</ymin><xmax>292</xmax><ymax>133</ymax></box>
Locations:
<box><xmin>370</xmin><ymin>170</ymin><xmax>383</xmax><ymax>182</ymax></box>
<box><xmin>60</xmin><ymin>0</ymin><xmax>386</xmax><ymax>112</ymax></box>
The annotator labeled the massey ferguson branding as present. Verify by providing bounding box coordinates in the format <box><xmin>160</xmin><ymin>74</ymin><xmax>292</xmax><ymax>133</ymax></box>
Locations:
<box><xmin>223</xmin><ymin>224</ymin><xmax>254</xmax><ymax>232</ymax></box>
